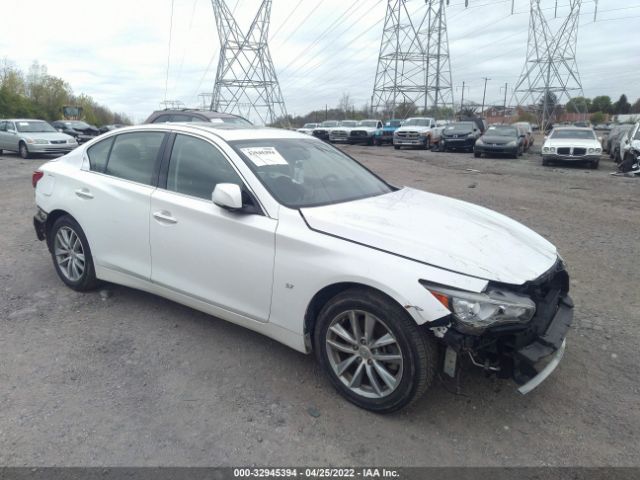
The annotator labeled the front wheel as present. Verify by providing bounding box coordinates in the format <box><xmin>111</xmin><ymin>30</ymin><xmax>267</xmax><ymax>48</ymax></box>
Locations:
<box><xmin>421</xmin><ymin>137</ymin><xmax>431</xmax><ymax>150</ymax></box>
<box><xmin>394</xmin><ymin>145</ymin><xmax>400</xmax><ymax>150</ymax></box>
<box><xmin>19</xmin><ymin>142</ymin><xmax>30</xmax><ymax>159</ymax></box>
<box><xmin>314</xmin><ymin>289</ymin><xmax>436</xmax><ymax>413</ymax></box>
<box><xmin>474</xmin><ymin>151</ymin><xmax>481</xmax><ymax>158</ymax></box>
<box><xmin>50</xmin><ymin>215</ymin><xmax>99</xmax><ymax>291</ymax></box>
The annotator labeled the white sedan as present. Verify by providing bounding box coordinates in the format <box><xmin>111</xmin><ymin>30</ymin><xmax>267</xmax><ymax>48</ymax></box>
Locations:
<box><xmin>541</xmin><ymin>127</ymin><xmax>602</xmax><ymax>169</ymax></box>
<box><xmin>33</xmin><ymin>123</ymin><xmax>573</xmax><ymax>412</ymax></box>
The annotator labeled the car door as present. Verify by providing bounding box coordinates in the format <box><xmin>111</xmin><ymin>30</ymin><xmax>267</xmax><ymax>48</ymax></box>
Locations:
<box><xmin>0</xmin><ymin>121</ymin><xmax>7</xmax><ymax>149</ymax></box>
<box><xmin>71</xmin><ymin>130</ymin><xmax>167</xmax><ymax>280</ymax></box>
<box><xmin>5</xmin><ymin>121</ymin><xmax>19</xmax><ymax>150</ymax></box>
<box><xmin>149</xmin><ymin>133</ymin><xmax>277</xmax><ymax>322</ymax></box>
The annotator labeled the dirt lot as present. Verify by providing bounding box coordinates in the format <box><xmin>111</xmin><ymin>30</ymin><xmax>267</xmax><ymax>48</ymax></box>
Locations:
<box><xmin>0</xmin><ymin>143</ymin><xmax>639</xmax><ymax>467</ymax></box>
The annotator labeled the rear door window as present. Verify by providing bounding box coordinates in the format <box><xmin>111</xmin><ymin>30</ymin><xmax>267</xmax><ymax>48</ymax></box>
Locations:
<box><xmin>87</xmin><ymin>137</ymin><xmax>115</xmax><ymax>172</ymax></box>
<box><xmin>104</xmin><ymin>132</ymin><xmax>165</xmax><ymax>185</ymax></box>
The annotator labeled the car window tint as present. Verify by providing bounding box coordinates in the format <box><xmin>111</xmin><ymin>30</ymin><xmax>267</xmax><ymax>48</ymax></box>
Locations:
<box><xmin>0</xmin><ymin>122</ymin><xmax>6</xmax><ymax>132</ymax></box>
<box><xmin>87</xmin><ymin>137</ymin><xmax>115</xmax><ymax>172</ymax></box>
<box><xmin>167</xmin><ymin>134</ymin><xmax>242</xmax><ymax>200</ymax></box>
<box><xmin>105</xmin><ymin>132</ymin><xmax>165</xmax><ymax>185</ymax></box>
<box><xmin>153</xmin><ymin>114</ymin><xmax>173</xmax><ymax>123</ymax></box>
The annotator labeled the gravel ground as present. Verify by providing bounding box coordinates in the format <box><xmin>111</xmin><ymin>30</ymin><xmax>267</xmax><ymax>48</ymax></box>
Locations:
<box><xmin>0</xmin><ymin>142</ymin><xmax>639</xmax><ymax>467</ymax></box>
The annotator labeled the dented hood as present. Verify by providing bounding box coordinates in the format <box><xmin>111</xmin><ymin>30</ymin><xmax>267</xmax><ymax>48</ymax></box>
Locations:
<box><xmin>300</xmin><ymin>187</ymin><xmax>558</xmax><ymax>285</ymax></box>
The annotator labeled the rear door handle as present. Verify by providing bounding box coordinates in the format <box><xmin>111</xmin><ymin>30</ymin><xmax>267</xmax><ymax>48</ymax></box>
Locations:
<box><xmin>75</xmin><ymin>188</ymin><xmax>94</xmax><ymax>199</ymax></box>
<box><xmin>153</xmin><ymin>210</ymin><xmax>178</xmax><ymax>225</ymax></box>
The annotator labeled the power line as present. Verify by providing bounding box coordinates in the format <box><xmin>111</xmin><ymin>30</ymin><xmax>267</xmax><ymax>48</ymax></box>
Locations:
<box><xmin>164</xmin><ymin>0</ymin><xmax>175</xmax><ymax>103</ymax></box>
<box><xmin>270</xmin><ymin>0</ymin><xmax>306</xmax><ymax>39</ymax></box>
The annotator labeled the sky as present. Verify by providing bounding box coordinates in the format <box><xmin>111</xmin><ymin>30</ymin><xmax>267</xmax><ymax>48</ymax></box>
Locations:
<box><xmin>1</xmin><ymin>0</ymin><xmax>639</xmax><ymax>123</ymax></box>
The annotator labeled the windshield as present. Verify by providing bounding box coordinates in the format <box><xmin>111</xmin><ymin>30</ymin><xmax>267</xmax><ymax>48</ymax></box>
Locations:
<box><xmin>230</xmin><ymin>138</ymin><xmax>393</xmax><ymax>208</ymax></box>
<box><xmin>359</xmin><ymin>121</ymin><xmax>378</xmax><ymax>128</ymax></box>
<box><xmin>303</xmin><ymin>123</ymin><xmax>317</xmax><ymax>128</ymax></box>
<box><xmin>386</xmin><ymin>120</ymin><xmax>402</xmax><ymax>127</ymax></box>
<box><xmin>68</xmin><ymin>121</ymin><xmax>92</xmax><ymax>129</ymax></box>
<box><xmin>15</xmin><ymin>121</ymin><xmax>57</xmax><ymax>133</ymax></box>
<box><xmin>404</xmin><ymin>118</ymin><xmax>433</xmax><ymax>127</ymax></box>
<box><xmin>321</xmin><ymin>121</ymin><xmax>338</xmax><ymax>127</ymax></box>
<box><xmin>445</xmin><ymin>122</ymin><xmax>474</xmax><ymax>132</ymax></box>
<box><xmin>340</xmin><ymin>121</ymin><xmax>358</xmax><ymax>127</ymax></box>
<box><xmin>551</xmin><ymin>129</ymin><xmax>596</xmax><ymax>140</ymax></box>
<box><xmin>215</xmin><ymin>117</ymin><xmax>252</xmax><ymax>126</ymax></box>
<box><xmin>485</xmin><ymin>126</ymin><xmax>517</xmax><ymax>137</ymax></box>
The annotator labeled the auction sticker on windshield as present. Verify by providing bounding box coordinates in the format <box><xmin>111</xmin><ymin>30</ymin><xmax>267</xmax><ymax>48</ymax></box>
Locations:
<box><xmin>241</xmin><ymin>147</ymin><xmax>288</xmax><ymax>167</ymax></box>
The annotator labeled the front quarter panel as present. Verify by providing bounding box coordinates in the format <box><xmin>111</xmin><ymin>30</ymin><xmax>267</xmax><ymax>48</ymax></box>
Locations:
<box><xmin>269</xmin><ymin>208</ymin><xmax>488</xmax><ymax>338</ymax></box>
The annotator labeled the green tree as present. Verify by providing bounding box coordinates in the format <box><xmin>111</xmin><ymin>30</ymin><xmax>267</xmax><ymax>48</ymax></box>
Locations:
<box><xmin>631</xmin><ymin>98</ymin><xmax>640</xmax><ymax>114</ymax></box>
<box><xmin>613</xmin><ymin>94</ymin><xmax>631</xmax><ymax>115</ymax></box>
<box><xmin>565</xmin><ymin>96</ymin><xmax>591</xmax><ymax>113</ymax></box>
<box><xmin>591</xmin><ymin>95</ymin><xmax>612</xmax><ymax>114</ymax></box>
<box><xmin>590</xmin><ymin>112</ymin><xmax>606</xmax><ymax>124</ymax></box>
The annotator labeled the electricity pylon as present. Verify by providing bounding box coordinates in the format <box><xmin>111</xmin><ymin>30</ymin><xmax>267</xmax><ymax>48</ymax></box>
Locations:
<box><xmin>512</xmin><ymin>0</ymin><xmax>586</xmax><ymax>130</ymax></box>
<box><xmin>371</xmin><ymin>0</ymin><xmax>455</xmax><ymax>119</ymax></box>
<box><xmin>209</xmin><ymin>0</ymin><xmax>288</xmax><ymax>125</ymax></box>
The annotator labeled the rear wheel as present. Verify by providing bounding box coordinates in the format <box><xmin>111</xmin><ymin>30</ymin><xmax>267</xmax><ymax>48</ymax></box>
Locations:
<box><xmin>542</xmin><ymin>158</ymin><xmax>550</xmax><ymax>166</ymax></box>
<box><xmin>19</xmin><ymin>142</ymin><xmax>30</xmax><ymax>159</ymax></box>
<box><xmin>50</xmin><ymin>215</ymin><xmax>99</xmax><ymax>291</ymax></box>
<box><xmin>314</xmin><ymin>288</ymin><xmax>436</xmax><ymax>413</ymax></box>
<box><xmin>421</xmin><ymin>137</ymin><xmax>431</xmax><ymax>150</ymax></box>
<box><xmin>474</xmin><ymin>151</ymin><xmax>481</xmax><ymax>158</ymax></box>
<box><xmin>394</xmin><ymin>145</ymin><xmax>400</xmax><ymax>150</ymax></box>
<box><xmin>589</xmin><ymin>160</ymin><xmax>599</xmax><ymax>170</ymax></box>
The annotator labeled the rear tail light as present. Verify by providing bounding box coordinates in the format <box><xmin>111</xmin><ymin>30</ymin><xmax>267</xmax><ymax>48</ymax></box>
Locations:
<box><xmin>32</xmin><ymin>170</ymin><xmax>44</xmax><ymax>188</ymax></box>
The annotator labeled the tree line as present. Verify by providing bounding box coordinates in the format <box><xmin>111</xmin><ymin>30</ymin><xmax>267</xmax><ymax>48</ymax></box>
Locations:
<box><xmin>0</xmin><ymin>58</ymin><xmax>132</xmax><ymax>127</ymax></box>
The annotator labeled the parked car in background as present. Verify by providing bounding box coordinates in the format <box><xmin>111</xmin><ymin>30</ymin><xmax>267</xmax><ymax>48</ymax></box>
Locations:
<box><xmin>373</xmin><ymin>119</ymin><xmax>402</xmax><ymax>146</ymax></box>
<box><xmin>348</xmin><ymin>119</ymin><xmax>383</xmax><ymax>145</ymax></box>
<box><xmin>0</xmin><ymin>119</ymin><xmax>77</xmax><ymax>158</ymax></box>
<box><xmin>32</xmin><ymin>122</ymin><xmax>573</xmax><ymax>412</ymax></box>
<box><xmin>474</xmin><ymin>125</ymin><xmax>524</xmax><ymax>159</ymax></box>
<box><xmin>620</xmin><ymin>122</ymin><xmax>640</xmax><ymax>173</ymax></box>
<box><xmin>541</xmin><ymin>127</ymin><xmax>602</xmax><ymax>169</ymax></box>
<box><xmin>144</xmin><ymin>109</ymin><xmax>252</xmax><ymax>126</ymax></box>
<box><xmin>329</xmin><ymin>120</ymin><xmax>359</xmax><ymax>143</ymax></box>
<box><xmin>440</xmin><ymin>121</ymin><xmax>481</xmax><ymax>152</ymax></box>
<box><xmin>614</xmin><ymin>127</ymin><xmax>634</xmax><ymax>163</ymax></box>
<box><xmin>312</xmin><ymin>120</ymin><xmax>340</xmax><ymax>142</ymax></box>
<box><xmin>51</xmin><ymin>120</ymin><xmax>100</xmax><ymax>144</ymax></box>
<box><xmin>99</xmin><ymin>124</ymin><xmax>125</xmax><ymax>134</ymax></box>
<box><xmin>393</xmin><ymin>117</ymin><xmax>438</xmax><ymax>150</ymax></box>
<box><xmin>603</xmin><ymin>125</ymin><xmax>626</xmax><ymax>154</ymax></box>
<box><xmin>573</xmin><ymin>121</ymin><xmax>590</xmax><ymax>128</ymax></box>
<box><xmin>514</xmin><ymin>122</ymin><xmax>534</xmax><ymax>150</ymax></box>
<box><xmin>296</xmin><ymin>123</ymin><xmax>319</xmax><ymax>135</ymax></box>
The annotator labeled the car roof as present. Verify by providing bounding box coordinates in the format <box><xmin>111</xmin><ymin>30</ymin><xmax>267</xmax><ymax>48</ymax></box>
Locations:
<box><xmin>150</xmin><ymin>109</ymin><xmax>241</xmax><ymax>119</ymax></box>
<box><xmin>110</xmin><ymin>122</ymin><xmax>310</xmax><ymax>141</ymax></box>
<box><xmin>4</xmin><ymin>118</ymin><xmax>49</xmax><ymax>122</ymax></box>
<box><xmin>551</xmin><ymin>126</ymin><xmax>593</xmax><ymax>130</ymax></box>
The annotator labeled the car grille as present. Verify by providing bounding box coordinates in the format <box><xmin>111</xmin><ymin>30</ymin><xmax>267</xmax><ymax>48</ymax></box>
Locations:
<box><xmin>313</xmin><ymin>130</ymin><xmax>327</xmax><ymax>136</ymax></box>
<box><xmin>50</xmin><ymin>140</ymin><xmax>66</xmax><ymax>144</ymax></box>
<box><xmin>351</xmin><ymin>130</ymin><xmax>367</xmax><ymax>137</ymax></box>
<box><xmin>557</xmin><ymin>147</ymin><xmax>571</xmax><ymax>155</ymax></box>
<box><xmin>396</xmin><ymin>131</ymin><xmax>420</xmax><ymax>139</ymax></box>
<box><xmin>573</xmin><ymin>148</ymin><xmax>586</xmax><ymax>156</ymax></box>
<box><xmin>331</xmin><ymin>130</ymin><xmax>348</xmax><ymax>139</ymax></box>
<box><xmin>382</xmin><ymin>131</ymin><xmax>393</xmax><ymax>137</ymax></box>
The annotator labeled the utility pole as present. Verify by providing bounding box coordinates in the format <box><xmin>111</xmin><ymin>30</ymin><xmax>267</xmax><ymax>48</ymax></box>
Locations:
<box><xmin>502</xmin><ymin>83</ymin><xmax>508</xmax><ymax>116</ymax></box>
<box><xmin>371</xmin><ymin>0</ymin><xmax>458</xmax><ymax>118</ymax></box>
<box><xmin>208</xmin><ymin>0</ymin><xmax>288</xmax><ymax>126</ymax></box>
<box><xmin>456</xmin><ymin>81</ymin><xmax>469</xmax><ymax>115</ymax></box>
<box><xmin>512</xmin><ymin>0</ymin><xmax>586</xmax><ymax>132</ymax></box>
<box><xmin>481</xmin><ymin>77</ymin><xmax>490</xmax><ymax>116</ymax></box>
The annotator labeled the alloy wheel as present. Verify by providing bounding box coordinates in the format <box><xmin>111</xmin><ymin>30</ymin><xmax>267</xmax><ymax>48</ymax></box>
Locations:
<box><xmin>325</xmin><ymin>310</ymin><xmax>404</xmax><ymax>399</ymax></box>
<box><xmin>54</xmin><ymin>226</ymin><xmax>86</xmax><ymax>282</ymax></box>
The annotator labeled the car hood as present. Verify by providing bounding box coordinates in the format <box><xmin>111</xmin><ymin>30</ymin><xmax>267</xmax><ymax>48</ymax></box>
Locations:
<box><xmin>300</xmin><ymin>187</ymin><xmax>558</xmax><ymax>285</ymax></box>
<box><xmin>21</xmin><ymin>132</ymin><xmax>73</xmax><ymax>141</ymax></box>
<box><xmin>396</xmin><ymin>126</ymin><xmax>431</xmax><ymax>132</ymax></box>
<box><xmin>481</xmin><ymin>135</ymin><xmax>517</xmax><ymax>144</ymax></box>
<box><xmin>352</xmin><ymin>126</ymin><xmax>378</xmax><ymax>133</ymax></box>
<box><xmin>443</xmin><ymin>129</ymin><xmax>473</xmax><ymax>136</ymax></box>
<box><xmin>544</xmin><ymin>138</ymin><xmax>599</xmax><ymax>147</ymax></box>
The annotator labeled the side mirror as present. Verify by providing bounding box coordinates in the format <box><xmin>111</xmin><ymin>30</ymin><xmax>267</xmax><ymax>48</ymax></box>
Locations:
<box><xmin>213</xmin><ymin>183</ymin><xmax>243</xmax><ymax>210</ymax></box>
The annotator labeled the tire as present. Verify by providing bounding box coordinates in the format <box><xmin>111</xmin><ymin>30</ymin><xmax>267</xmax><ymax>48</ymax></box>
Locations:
<box><xmin>49</xmin><ymin>215</ymin><xmax>99</xmax><ymax>291</ymax></box>
<box><xmin>374</xmin><ymin>138</ymin><xmax>382</xmax><ymax>146</ymax></box>
<box><xmin>590</xmin><ymin>160</ymin><xmax>599</xmax><ymax>170</ymax></box>
<box><xmin>542</xmin><ymin>158</ymin><xmax>550</xmax><ymax>166</ymax></box>
<box><xmin>474</xmin><ymin>151</ymin><xmax>481</xmax><ymax>158</ymax></box>
<box><xmin>314</xmin><ymin>288</ymin><xmax>436</xmax><ymax>413</ymax></box>
<box><xmin>0</xmin><ymin>148</ymin><xmax>3</xmax><ymax>155</ymax></box>
<box><xmin>394</xmin><ymin>145</ymin><xmax>400</xmax><ymax>150</ymax></box>
<box><xmin>421</xmin><ymin>137</ymin><xmax>431</xmax><ymax>150</ymax></box>
<box><xmin>19</xmin><ymin>142</ymin><xmax>30</xmax><ymax>159</ymax></box>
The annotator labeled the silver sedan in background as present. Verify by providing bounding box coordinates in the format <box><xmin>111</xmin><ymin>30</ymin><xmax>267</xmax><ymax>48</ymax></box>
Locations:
<box><xmin>0</xmin><ymin>119</ymin><xmax>77</xmax><ymax>158</ymax></box>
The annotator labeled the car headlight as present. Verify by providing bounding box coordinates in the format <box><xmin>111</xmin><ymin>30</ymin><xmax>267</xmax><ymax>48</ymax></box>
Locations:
<box><xmin>423</xmin><ymin>284</ymin><xmax>536</xmax><ymax>334</ymax></box>
<box><xmin>543</xmin><ymin>146</ymin><xmax>549</xmax><ymax>152</ymax></box>
<box><xmin>550</xmin><ymin>147</ymin><xmax>556</xmax><ymax>152</ymax></box>
<box><xmin>507</xmin><ymin>140</ymin><xmax>517</xmax><ymax>147</ymax></box>
<box><xmin>476</xmin><ymin>138</ymin><xmax>484</xmax><ymax>145</ymax></box>
<box><xmin>68</xmin><ymin>138</ymin><xmax>77</xmax><ymax>144</ymax></box>
<box><xmin>595</xmin><ymin>148</ymin><xmax>602</xmax><ymax>153</ymax></box>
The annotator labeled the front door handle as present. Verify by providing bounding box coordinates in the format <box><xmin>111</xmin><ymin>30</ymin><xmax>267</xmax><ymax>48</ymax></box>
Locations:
<box><xmin>75</xmin><ymin>188</ymin><xmax>94</xmax><ymax>199</ymax></box>
<box><xmin>153</xmin><ymin>210</ymin><xmax>178</xmax><ymax>225</ymax></box>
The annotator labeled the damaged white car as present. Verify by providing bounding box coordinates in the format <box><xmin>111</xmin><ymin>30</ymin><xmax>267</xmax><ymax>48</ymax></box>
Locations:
<box><xmin>33</xmin><ymin>123</ymin><xmax>572</xmax><ymax>413</ymax></box>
